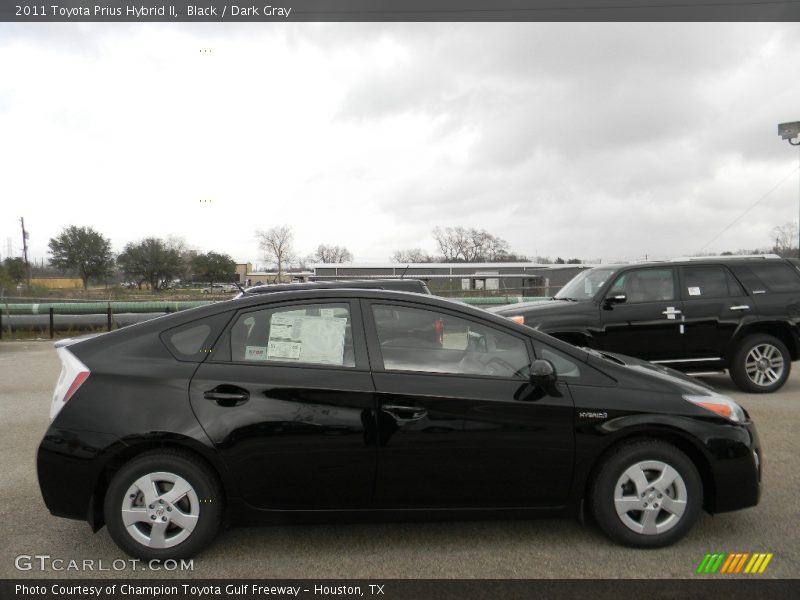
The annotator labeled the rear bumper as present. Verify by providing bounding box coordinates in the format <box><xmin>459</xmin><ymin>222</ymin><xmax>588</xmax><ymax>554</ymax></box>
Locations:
<box><xmin>37</xmin><ymin>427</ymin><xmax>125</xmax><ymax>525</ymax></box>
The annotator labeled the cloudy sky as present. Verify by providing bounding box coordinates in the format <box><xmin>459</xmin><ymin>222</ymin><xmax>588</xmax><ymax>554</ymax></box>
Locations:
<box><xmin>1</xmin><ymin>22</ymin><xmax>799</xmax><ymax>266</ymax></box>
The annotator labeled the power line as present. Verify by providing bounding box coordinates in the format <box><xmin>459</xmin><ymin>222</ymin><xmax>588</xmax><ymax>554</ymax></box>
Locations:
<box><xmin>697</xmin><ymin>164</ymin><xmax>800</xmax><ymax>253</ymax></box>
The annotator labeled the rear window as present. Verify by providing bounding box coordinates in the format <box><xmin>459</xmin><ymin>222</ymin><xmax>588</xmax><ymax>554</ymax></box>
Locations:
<box><xmin>749</xmin><ymin>262</ymin><xmax>800</xmax><ymax>293</ymax></box>
<box><xmin>161</xmin><ymin>312</ymin><xmax>233</xmax><ymax>362</ymax></box>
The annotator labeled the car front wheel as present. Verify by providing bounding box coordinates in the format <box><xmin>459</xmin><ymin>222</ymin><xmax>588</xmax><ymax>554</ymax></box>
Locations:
<box><xmin>729</xmin><ymin>334</ymin><xmax>790</xmax><ymax>393</ymax></box>
<box><xmin>591</xmin><ymin>439</ymin><xmax>702</xmax><ymax>548</ymax></box>
<box><xmin>104</xmin><ymin>450</ymin><xmax>223</xmax><ymax>560</ymax></box>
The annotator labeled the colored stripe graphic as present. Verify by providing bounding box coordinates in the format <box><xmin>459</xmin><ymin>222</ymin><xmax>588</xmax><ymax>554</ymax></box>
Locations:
<box><xmin>697</xmin><ymin>553</ymin><xmax>726</xmax><ymax>573</ymax></box>
<box><xmin>758</xmin><ymin>554</ymin><xmax>773</xmax><ymax>573</ymax></box>
<box><xmin>734</xmin><ymin>553</ymin><xmax>750</xmax><ymax>573</ymax></box>
<box><xmin>697</xmin><ymin>552</ymin><xmax>772</xmax><ymax>575</ymax></box>
<box><xmin>720</xmin><ymin>554</ymin><xmax>736</xmax><ymax>573</ymax></box>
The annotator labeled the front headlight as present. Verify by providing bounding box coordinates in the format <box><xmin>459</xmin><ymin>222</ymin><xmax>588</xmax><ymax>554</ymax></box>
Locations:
<box><xmin>683</xmin><ymin>393</ymin><xmax>746</xmax><ymax>423</ymax></box>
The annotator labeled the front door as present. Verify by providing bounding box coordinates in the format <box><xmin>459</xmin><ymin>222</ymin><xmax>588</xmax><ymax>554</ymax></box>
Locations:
<box><xmin>364</xmin><ymin>300</ymin><xmax>574</xmax><ymax>509</ymax></box>
<box><xmin>189</xmin><ymin>299</ymin><xmax>377</xmax><ymax>510</ymax></box>
<box><xmin>598</xmin><ymin>267</ymin><xmax>685</xmax><ymax>361</ymax></box>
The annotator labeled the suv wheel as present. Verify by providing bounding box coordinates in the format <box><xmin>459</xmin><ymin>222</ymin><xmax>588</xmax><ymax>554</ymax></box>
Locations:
<box><xmin>730</xmin><ymin>334</ymin><xmax>790</xmax><ymax>393</ymax></box>
<box><xmin>591</xmin><ymin>439</ymin><xmax>702</xmax><ymax>548</ymax></box>
<box><xmin>104</xmin><ymin>450</ymin><xmax>223</xmax><ymax>560</ymax></box>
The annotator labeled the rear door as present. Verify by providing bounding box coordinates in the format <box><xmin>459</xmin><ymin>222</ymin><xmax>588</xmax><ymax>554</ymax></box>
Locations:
<box><xmin>189</xmin><ymin>299</ymin><xmax>377</xmax><ymax>510</ymax></box>
<box><xmin>598</xmin><ymin>267</ymin><xmax>684</xmax><ymax>361</ymax></box>
<box><xmin>678</xmin><ymin>264</ymin><xmax>750</xmax><ymax>360</ymax></box>
<box><xmin>364</xmin><ymin>300</ymin><xmax>574</xmax><ymax>509</ymax></box>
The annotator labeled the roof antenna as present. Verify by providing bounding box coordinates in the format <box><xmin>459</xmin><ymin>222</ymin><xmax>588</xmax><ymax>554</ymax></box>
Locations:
<box><xmin>400</xmin><ymin>264</ymin><xmax>410</xmax><ymax>279</ymax></box>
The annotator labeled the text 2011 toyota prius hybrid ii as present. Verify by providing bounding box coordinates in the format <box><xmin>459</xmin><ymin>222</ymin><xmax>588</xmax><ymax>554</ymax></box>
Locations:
<box><xmin>37</xmin><ymin>289</ymin><xmax>761</xmax><ymax>559</ymax></box>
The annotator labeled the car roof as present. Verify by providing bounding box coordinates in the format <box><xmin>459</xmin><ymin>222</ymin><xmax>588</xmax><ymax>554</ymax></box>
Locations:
<box><xmin>584</xmin><ymin>256</ymin><xmax>790</xmax><ymax>271</ymax></box>
<box><xmin>240</xmin><ymin>279</ymin><xmax>428</xmax><ymax>296</ymax></box>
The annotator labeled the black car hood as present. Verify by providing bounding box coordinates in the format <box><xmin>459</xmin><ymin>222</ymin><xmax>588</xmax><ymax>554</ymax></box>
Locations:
<box><xmin>489</xmin><ymin>299</ymin><xmax>580</xmax><ymax>315</ymax></box>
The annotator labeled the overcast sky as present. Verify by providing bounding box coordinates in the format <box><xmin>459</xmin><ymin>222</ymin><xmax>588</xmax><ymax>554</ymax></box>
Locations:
<box><xmin>1</xmin><ymin>22</ymin><xmax>799</xmax><ymax>266</ymax></box>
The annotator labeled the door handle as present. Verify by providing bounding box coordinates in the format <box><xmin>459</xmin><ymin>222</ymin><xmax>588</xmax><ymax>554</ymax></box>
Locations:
<box><xmin>382</xmin><ymin>404</ymin><xmax>427</xmax><ymax>422</ymax></box>
<box><xmin>204</xmin><ymin>387</ymin><xmax>250</xmax><ymax>407</ymax></box>
<box><xmin>661</xmin><ymin>307</ymin><xmax>682</xmax><ymax>316</ymax></box>
<box><xmin>729</xmin><ymin>305</ymin><xmax>751</xmax><ymax>311</ymax></box>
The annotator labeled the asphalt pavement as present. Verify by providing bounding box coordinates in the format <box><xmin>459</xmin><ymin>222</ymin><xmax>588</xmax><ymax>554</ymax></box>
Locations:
<box><xmin>0</xmin><ymin>340</ymin><xmax>797</xmax><ymax>579</ymax></box>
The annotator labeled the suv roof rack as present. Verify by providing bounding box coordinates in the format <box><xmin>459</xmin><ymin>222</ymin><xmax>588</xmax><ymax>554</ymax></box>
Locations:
<box><xmin>668</xmin><ymin>254</ymin><xmax>781</xmax><ymax>262</ymax></box>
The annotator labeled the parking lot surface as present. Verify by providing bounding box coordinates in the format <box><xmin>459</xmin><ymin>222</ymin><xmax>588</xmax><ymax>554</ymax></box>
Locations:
<box><xmin>1</xmin><ymin>340</ymin><xmax>797</xmax><ymax>579</ymax></box>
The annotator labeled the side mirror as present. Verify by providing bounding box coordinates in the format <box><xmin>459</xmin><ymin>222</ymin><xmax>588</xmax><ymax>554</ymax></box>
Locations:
<box><xmin>530</xmin><ymin>359</ymin><xmax>557</xmax><ymax>387</ymax></box>
<box><xmin>604</xmin><ymin>293</ymin><xmax>627</xmax><ymax>307</ymax></box>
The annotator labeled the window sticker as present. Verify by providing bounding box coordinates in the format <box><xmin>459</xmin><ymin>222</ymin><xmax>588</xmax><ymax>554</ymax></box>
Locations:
<box><xmin>244</xmin><ymin>346</ymin><xmax>269</xmax><ymax>361</ymax></box>
<box><xmin>266</xmin><ymin>340</ymin><xmax>302</xmax><ymax>360</ymax></box>
<box><xmin>688</xmin><ymin>286</ymin><xmax>701</xmax><ymax>296</ymax></box>
<box><xmin>268</xmin><ymin>312</ymin><xmax>347</xmax><ymax>365</ymax></box>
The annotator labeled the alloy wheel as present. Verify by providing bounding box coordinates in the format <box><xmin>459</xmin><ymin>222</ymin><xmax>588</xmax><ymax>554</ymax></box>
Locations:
<box><xmin>120</xmin><ymin>471</ymin><xmax>200</xmax><ymax>549</ymax></box>
<box><xmin>613</xmin><ymin>460</ymin><xmax>688</xmax><ymax>535</ymax></box>
<box><xmin>744</xmin><ymin>343</ymin><xmax>785</xmax><ymax>387</ymax></box>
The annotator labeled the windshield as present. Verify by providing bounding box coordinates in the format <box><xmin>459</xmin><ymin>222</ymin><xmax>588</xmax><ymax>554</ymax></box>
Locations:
<box><xmin>555</xmin><ymin>268</ymin><xmax>616</xmax><ymax>301</ymax></box>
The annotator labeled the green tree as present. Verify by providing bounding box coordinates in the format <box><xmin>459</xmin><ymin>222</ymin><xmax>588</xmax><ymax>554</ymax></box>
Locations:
<box><xmin>191</xmin><ymin>251</ymin><xmax>236</xmax><ymax>285</ymax></box>
<box><xmin>48</xmin><ymin>226</ymin><xmax>114</xmax><ymax>289</ymax></box>
<box><xmin>3</xmin><ymin>257</ymin><xmax>27</xmax><ymax>283</ymax></box>
<box><xmin>117</xmin><ymin>238</ymin><xmax>184</xmax><ymax>291</ymax></box>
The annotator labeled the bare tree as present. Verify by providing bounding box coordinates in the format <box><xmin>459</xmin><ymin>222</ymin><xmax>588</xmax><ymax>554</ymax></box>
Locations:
<box><xmin>391</xmin><ymin>248</ymin><xmax>436</xmax><ymax>263</ymax></box>
<box><xmin>432</xmin><ymin>226</ymin><xmax>513</xmax><ymax>262</ymax></box>
<box><xmin>256</xmin><ymin>226</ymin><xmax>295</xmax><ymax>280</ymax></box>
<box><xmin>313</xmin><ymin>244</ymin><xmax>353</xmax><ymax>263</ymax></box>
<box><xmin>772</xmin><ymin>222</ymin><xmax>799</xmax><ymax>258</ymax></box>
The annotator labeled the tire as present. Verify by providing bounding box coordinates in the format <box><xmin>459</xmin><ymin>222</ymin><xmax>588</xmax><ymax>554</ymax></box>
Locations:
<box><xmin>590</xmin><ymin>439</ymin><xmax>702</xmax><ymax>548</ymax></box>
<box><xmin>729</xmin><ymin>334</ymin><xmax>791</xmax><ymax>393</ymax></box>
<box><xmin>104</xmin><ymin>450</ymin><xmax>223</xmax><ymax>560</ymax></box>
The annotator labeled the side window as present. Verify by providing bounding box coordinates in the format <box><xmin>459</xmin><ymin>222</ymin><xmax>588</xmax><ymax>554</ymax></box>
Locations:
<box><xmin>372</xmin><ymin>304</ymin><xmax>530</xmax><ymax>379</ymax></box>
<box><xmin>229</xmin><ymin>303</ymin><xmax>355</xmax><ymax>367</ymax></box>
<box><xmin>608</xmin><ymin>268</ymin><xmax>675</xmax><ymax>303</ymax></box>
<box><xmin>681</xmin><ymin>266</ymin><xmax>744</xmax><ymax>299</ymax></box>
<box><xmin>748</xmin><ymin>262</ymin><xmax>800</xmax><ymax>293</ymax></box>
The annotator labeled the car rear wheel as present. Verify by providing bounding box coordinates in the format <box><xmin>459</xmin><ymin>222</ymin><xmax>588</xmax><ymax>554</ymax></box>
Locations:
<box><xmin>104</xmin><ymin>450</ymin><xmax>223</xmax><ymax>560</ymax></box>
<box><xmin>730</xmin><ymin>334</ymin><xmax>790</xmax><ymax>393</ymax></box>
<box><xmin>591</xmin><ymin>439</ymin><xmax>702</xmax><ymax>548</ymax></box>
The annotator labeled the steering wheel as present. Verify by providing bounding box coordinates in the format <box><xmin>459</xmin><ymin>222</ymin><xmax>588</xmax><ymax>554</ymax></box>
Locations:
<box><xmin>485</xmin><ymin>356</ymin><xmax>518</xmax><ymax>376</ymax></box>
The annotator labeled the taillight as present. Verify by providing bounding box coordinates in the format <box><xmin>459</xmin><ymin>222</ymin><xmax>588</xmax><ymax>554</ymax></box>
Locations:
<box><xmin>434</xmin><ymin>318</ymin><xmax>444</xmax><ymax>345</ymax></box>
<box><xmin>50</xmin><ymin>347</ymin><xmax>90</xmax><ymax>421</ymax></box>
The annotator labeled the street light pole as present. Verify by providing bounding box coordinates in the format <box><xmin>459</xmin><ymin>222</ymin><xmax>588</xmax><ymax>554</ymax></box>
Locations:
<box><xmin>777</xmin><ymin>122</ymin><xmax>800</xmax><ymax>258</ymax></box>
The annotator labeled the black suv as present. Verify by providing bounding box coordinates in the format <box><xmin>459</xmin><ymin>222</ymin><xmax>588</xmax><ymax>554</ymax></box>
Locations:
<box><xmin>491</xmin><ymin>256</ymin><xmax>800</xmax><ymax>393</ymax></box>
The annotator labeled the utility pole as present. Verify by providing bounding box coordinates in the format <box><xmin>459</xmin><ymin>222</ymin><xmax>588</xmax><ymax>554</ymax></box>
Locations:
<box><xmin>20</xmin><ymin>217</ymin><xmax>31</xmax><ymax>286</ymax></box>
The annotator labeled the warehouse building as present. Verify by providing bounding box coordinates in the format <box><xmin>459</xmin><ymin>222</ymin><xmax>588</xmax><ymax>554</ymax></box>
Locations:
<box><xmin>309</xmin><ymin>263</ymin><xmax>593</xmax><ymax>297</ymax></box>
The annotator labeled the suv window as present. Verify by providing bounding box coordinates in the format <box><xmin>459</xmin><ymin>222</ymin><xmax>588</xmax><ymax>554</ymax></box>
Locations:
<box><xmin>229</xmin><ymin>303</ymin><xmax>355</xmax><ymax>367</ymax></box>
<box><xmin>372</xmin><ymin>304</ymin><xmax>530</xmax><ymax>379</ymax></box>
<box><xmin>555</xmin><ymin>268</ymin><xmax>616</xmax><ymax>300</ymax></box>
<box><xmin>608</xmin><ymin>268</ymin><xmax>675</xmax><ymax>303</ymax></box>
<box><xmin>681</xmin><ymin>266</ymin><xmax>744</xmax><ymax>299</ymax></box>
<box><xmin>748</xmin><ymin>262</ymin><xmax>800</xmax><ymax>293</ymax></box>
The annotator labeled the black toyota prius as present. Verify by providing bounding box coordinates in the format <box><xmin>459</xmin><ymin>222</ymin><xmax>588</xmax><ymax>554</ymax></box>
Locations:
<box><xmin>37</xmin><ymin>289</ymin><xmax>761</xmax><ymax>559</ymax></box>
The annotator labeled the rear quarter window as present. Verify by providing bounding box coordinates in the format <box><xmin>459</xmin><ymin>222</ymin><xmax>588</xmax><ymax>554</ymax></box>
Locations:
<box><xmin>161</xmin><ymin>312</ymin><xmax>233</xmax><ymax>362</ymax></box>
<box><xmin>748</xmin><ymin>262</ymin><xmax>800</xmax><ymax>293</ymax></box>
